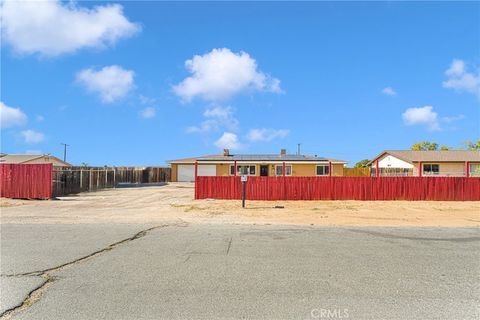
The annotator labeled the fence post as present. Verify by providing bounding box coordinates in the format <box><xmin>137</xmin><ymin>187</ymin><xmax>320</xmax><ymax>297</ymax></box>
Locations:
<box><xmin>105</xmin><ymin>168</ymin><xmax>108</xmax><ymax>187</ymax></box>
<box><xmin>194</xmin><ymin>161</ymin><xmax>198</xmax><ymax>180</ymax></box>
<box><xmin>113</xmin><ymin>168</ymin><xmax>116</xmax><ymax>188</ymax></box>
<box><xmin>328</xmin><ymin>161</ymin><xmax>332</xmax><ymax>177</ymax></box>
<box><xmin>282</xmin><ymin>161</ymin><xmax>286</xmax><ymax>176</ymax></box>
<box><xmin>89</xmin><ymin>169</ymin><xmax>93</xmax><ymax>191</ymax></box>
<box><xmin>466</xmin><ymin>161</ymin><xmax>469</xmax><ymax>177</ymax></box>
<box><xmin>418</xmin><ymin>161</ymin><xmax>422</xmax><ymax>177</ymax></box>
<box><xmin>49</xmin><ymin>164</ymin><xmax>53</xmax><ymax>199</ymax></box>
<box><xmin>375</xmin><ymin>160</ymin><xmax>379</xmax><ymax>177</ymax></box>
<box><xmin>234</xmin><ymin>160</ymin><xmax>237</xmax><ymax>176</ymax></box>
<box><xmin>194</xmin><ymin>161</ymin><xmax>198</xmax><ymax>199</ymax></box>
<box><xmin>80</xmin><ymin>169</ymin><xmax>83</xmax><ymax>189</ymax></box>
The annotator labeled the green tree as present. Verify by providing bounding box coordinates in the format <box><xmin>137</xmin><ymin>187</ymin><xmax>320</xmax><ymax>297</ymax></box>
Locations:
<box><xmin>80</xmin><ymin>162</ymin><xmax>89</xmax><ymax>167</ymax></box>
<box><xmin>440</xmin><ymin>145</ymin><xmax>449</xmax><ymax>151</ymax></box>
<box><xmin>411</xmin><ymin>141</ymin><xmax>439</xmax><ymax>151</ymax></box>
<box><xmin>354</xmin><ymin>159</ymin><xmax>370</xmax><ymax>168</ymax></box>
<box><xmin>464</xmin><ymin>140</ymin><xmax>480</xmax><ymax>151</ymax></box>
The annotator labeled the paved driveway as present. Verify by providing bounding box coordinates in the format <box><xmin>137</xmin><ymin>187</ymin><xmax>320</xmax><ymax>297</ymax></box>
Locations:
<box><xmin>1</xmin><ymin>223</ymin><xmax>479</xmax><ymax>319</ymax></box>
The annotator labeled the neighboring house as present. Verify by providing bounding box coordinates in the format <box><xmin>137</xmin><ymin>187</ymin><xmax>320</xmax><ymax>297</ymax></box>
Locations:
<box><xmin>368</xmin><ymin>150</ymin><xmax>480</xmax><ymax>177</ymax></box>
<box><xmin>0</xmin><ymin>154</ymin><xmax>71</xmax><ymax>167</ymax></box>
<box><xmin>169</xmin><ymin>149</ymin><xmax>347</xmax><ymax>182</ymax></box>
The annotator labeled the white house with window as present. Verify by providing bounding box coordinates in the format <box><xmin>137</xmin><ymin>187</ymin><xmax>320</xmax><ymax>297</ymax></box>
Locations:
<box><xmin>368</xmin><ymin>150</ymin><xmax>480</xmax><ymax>177</ymax></box>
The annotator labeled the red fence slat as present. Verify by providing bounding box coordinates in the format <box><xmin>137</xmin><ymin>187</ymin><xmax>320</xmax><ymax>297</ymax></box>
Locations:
<box><xmin>0</xmin><ymin>164</ymin><xmax>52</xmax><ymax>199</ymax></box>
<box><xmin>195</xmin><ymin>176</ymin><xmax>480</xmax><ymax>201</ymax></box>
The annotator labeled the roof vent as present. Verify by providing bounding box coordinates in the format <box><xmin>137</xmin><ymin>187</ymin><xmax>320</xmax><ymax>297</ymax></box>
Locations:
<box><xmin>223</xmin><ymin>149</ymin><xmax>230</xmax><ymax>157</ymax></box>
<box><xmin>280</xmin><ymin>149</ymin><xmax>287</xmax><ymax>156</ymax></box>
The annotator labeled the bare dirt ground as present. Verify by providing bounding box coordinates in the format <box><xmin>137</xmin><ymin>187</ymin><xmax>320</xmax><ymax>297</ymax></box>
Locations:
<box><xmin>1</xmin><ymin>183</ymin><xmax>479</xmax><ymax>226</ymax></box>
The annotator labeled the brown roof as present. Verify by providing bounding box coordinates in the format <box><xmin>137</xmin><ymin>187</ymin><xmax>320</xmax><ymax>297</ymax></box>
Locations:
<box><xmin>369</xmin><ymin>150</ymin><xmax>480</xmax><ymax>164</ymax></box>
<box><xmin>169</xmin><ymin>154</ymin><xmax>347</xmax><ymax>164</ymax></box>
<box><xmin>0</xmin><ymin>154</ymin><xmax>71</xmax><ymax>166</ymax></box>
<box><xmin>167</xmin><ymin>155</ymin><xmax>226</xmax><ymax>163</ymax></box>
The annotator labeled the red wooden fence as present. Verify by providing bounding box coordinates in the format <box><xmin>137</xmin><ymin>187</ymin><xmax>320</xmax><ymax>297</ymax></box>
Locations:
<box><xmin>195</xmin><ymin>176</ymin><xmax>480</xmax><ymax>201</ymax></box>
<box><xmin>0</xmin><ymin>164</ymin><xmax>52</xmax><ymax>199</ymax></box>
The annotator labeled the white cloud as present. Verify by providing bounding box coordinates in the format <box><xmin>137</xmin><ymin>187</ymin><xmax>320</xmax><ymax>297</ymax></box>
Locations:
<box><xmin>140</xmin><ymin>107</ymin><xmax>156</xmax><ymax>119</ymax></box>
<box><xmin>20</xmin><ymin>130</ymin><xmax>45</xmax><ymax>144</ymax></box>
<box><xmin>139</xmin><ymin>95</ymin><xmax>157</xmax><ymax>105</ymax></box>
<box><xmin>214</xmin><ymin>132</ymin><xmax>241</xmax><ymax>150</ymax></box>
<box><xmin>381</xmin><ymin>87</ymin><xmax>397</xmax><ymax>96</ymax></box>
<box><xmin>36</xmin><ymin>115</ymin><xmax>45</xmax><ymax>122</ymax></box>
<box><xmin>1</xmin><ymin>0</ymin><xmax>140</xmax><ymax>56</ymax></box>
<box><xmin>246</xmin><ymin>128</ymin><xmax>289</xmax><ymax>142</ymax></box>
<box><xmin>0</xmin><ymin>101</ymin><xmax>27</xmax><ymax>129</ymax></box>
<box><xmin>442</xmin><ymin>59</ymin><xmax>480</xmax><ymax>97</ymax></box>
<box><xmin>204</xmin><ymin>106</ymin><xmax>232</xmax><ymax>119</ymax></box>
<box><xmin>445</xmin><ymin>59</ymin><xmax>465</xmax><ymax>76</ymax></box>
<box><xmin>173</xmin><ymin>48</ymin><xmax>282</xmax><ymax>102</ymax></box>
<box><xmin>442</xmin><ymin>114</ymin><xmax>465</xmax><ymax>123</ymax></box>
<box><xmin>187</xmin><ymin>106</ymin><xmax>239</xmax><ymax>133</ymax></box>
<box><xmin>76</xmin><ymin>65</ymin><xmax>135</xmax><ymax>103</ymax></box>
<box><xmin>402</xmin><ymin>106</ymin><xmax>440</xmax><ymax>131</ymax></box>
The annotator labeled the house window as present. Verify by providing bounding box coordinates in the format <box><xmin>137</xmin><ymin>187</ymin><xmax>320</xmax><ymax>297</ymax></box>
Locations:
<box><xmin>423</xmin><ymin>164</ymin><xmax>439</xmax><ymax>175</ymax></box>
<box><xmin>230</xmin><ymin>165</ymin><xmax>256</xmax><ymax>176</ymax></box>
<box><xmin>469</xmin><ymin>164</ymin><xmax>480</xmax><ymax>177</ymax></box>
<box><xmin>275</xmin><ymin>165</ymin><xmax>292</xmax><ymax>176</ymax></box>
<box><xmin>316</xmin><ymin>165</ymin><xmax>329</xmax><ymax>176</ymax></box>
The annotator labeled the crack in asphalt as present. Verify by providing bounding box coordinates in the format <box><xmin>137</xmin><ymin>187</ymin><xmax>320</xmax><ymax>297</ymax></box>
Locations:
<box><xmin>0</xmin><ymin>222</ymin><xmax>188</xmax><ymax>319</ymax></box>
<box><xmin>226</xmin><ymin>237</ymin><xmax>233</xmax><ymax>255</ymax></box>
<box><xmin>0</xmin><ymin>275</ymin><xmax>56</xmax><ymax>320</ymax></box>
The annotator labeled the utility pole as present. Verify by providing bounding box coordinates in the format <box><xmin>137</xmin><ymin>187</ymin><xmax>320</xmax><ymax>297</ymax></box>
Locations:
<box><xmin>297</xmin><ymin>143</ymin><xmax>301</xmax><ymax>155</ymax></box>
<box><xmin>61</xmin><ymin>143</ymin><xmax>69</xmax><ymax>162</ymax></box>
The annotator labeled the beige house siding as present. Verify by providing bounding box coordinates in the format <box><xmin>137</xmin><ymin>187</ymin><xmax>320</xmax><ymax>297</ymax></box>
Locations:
<box><xmin>292</xmin><ymin>164</ymin><xmax>313</xmax><ymax>176</ymax></box>
<box><xmin>412</xmin><ymin>161</ymin><xmax>477</xmax><ymax>177</ymax></box>
<box><xmin>219</xmin><ymin>163</ymin><xmax>343</xmax><ymax>177</ymax></box>
<box><xmin>217</xmin><ymin>163</ymin><xmax>230</xmax><ymax>176</ymax></box>
<box><xmin>170</xmin><ymin>162</ymin><xmax>346</xmax><ymax>181</ymax></box>
<box><xmin>332</xmin><ymin>164</ymin><xmax>344</xmax><ymax>176</ymax></box>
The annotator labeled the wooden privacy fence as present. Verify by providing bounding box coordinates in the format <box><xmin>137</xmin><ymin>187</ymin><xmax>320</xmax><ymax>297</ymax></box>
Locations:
<box><xmin>195</xmin><ymin>176</ymin><xmax>480</xmax><ymax>201</ymax></box>
<box><xmin>0</xmin><ymin>164</ymin><xmax>52</xmax><ymax>199</ymax></box>
<box><xmin>53</xmin><ymin>166</ymin><xmax>171</xmax><ymax>197</ymax></box>
<box><xmin>343</xmin><ymin>168</ymin><xmax>371</xmax><ymax>177</ymax></box>
<box><xmin>1</xmin><ymin>165</ymin><xmax>171</xmax><ymax>199</ymax></box>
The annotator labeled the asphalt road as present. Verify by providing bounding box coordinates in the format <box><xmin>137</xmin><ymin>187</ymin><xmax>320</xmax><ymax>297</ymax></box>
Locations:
<box><xmin>1</xmin><ymin>223</ymin><xmax>479</xmax><ymax>320</ymax></box>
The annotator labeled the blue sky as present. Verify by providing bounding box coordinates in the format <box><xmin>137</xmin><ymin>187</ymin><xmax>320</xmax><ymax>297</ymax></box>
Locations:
<box><xmin>1</xmin><ymin>1</ymin><xmax>479</xmax><ymax>166</ymax></box>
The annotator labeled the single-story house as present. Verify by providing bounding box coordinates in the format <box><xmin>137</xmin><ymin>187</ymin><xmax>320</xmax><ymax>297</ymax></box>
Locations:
<box><xmin>0</xmin><ymin>154</ymin><xmax>71</xmax><ymax>167</ymax></box>
<box><xmin>367</xmin><ymin>150</ymin><xmax>480</xmax><ymax>177</ymax></box>
<box><xmin>169</xmin><ymin>149</ymin><xmax>347</xmax><ymax>182</ymax></box>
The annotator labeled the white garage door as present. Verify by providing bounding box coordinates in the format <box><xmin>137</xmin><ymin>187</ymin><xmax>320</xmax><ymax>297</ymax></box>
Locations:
<box><xmin>177</xmin><ymin>165</ymin><xmax>216</xmax><ymax>182</ymax></box>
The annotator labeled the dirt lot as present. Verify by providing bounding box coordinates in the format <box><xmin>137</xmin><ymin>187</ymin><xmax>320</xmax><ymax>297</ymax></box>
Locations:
<box><xmin>1</xmin><ymin>183</ymin><xmax>479</xmax><ymax>226</ymax></box>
